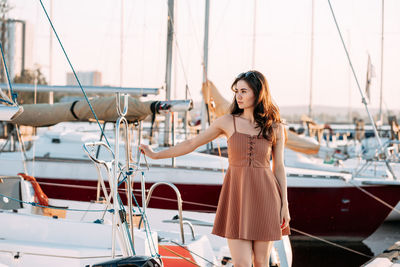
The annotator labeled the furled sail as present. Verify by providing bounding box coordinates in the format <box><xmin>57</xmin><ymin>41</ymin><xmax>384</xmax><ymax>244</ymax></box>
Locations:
<box><xmin>201</xmin><ymin>81</ymin><xmax>231</xmax><ymax>117</ymax></box>
<box><xmin>11</xmin><ymin>96</ymin><xmax>191</xmax><ymax>127</ymax></box>
<box><xmin>286</xmin><ymin>130</ymin><xmax>320</xmax><ymax>154</ymax></box>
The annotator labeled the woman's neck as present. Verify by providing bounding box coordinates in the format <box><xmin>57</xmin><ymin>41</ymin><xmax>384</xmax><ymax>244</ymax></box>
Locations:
<box><xmin>240</xmin><ymin>108</ymin><xmax>255</xmax><ymax>123</ymax></box>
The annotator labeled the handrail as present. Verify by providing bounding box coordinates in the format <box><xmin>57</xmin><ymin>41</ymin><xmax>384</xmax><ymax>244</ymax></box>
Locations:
<box><xmin>182</xmin><ymin>220</ymin><xmax>196</xmax><ymax>241</ymax></box>
<box><xmin>115</xmin><ymin>116</ymin><xmax>135</xmax><ymax>254</ymax></box>
<box><xmin>83</xmin><ymin>141</ymin><xmax>114</xmax><ymax>166</ymax></box>
<box><xmin>116</xmin><ymin>93</ymin><xmax>128</xmax><ymax>117</ymax></box>
<box><xmin>145</xmin><ymin>182</ymin><xmax>185</xmax><ymax>244</ymax></box>
<box><xmin>83</xmin><ymin>141</ymin><xmax>114</xmax><ymax>204</ymax></box>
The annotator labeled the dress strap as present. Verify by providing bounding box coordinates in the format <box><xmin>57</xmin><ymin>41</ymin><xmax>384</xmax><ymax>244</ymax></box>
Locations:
<box><xmin>232</xmin><ymin>115</ymin><xmax>237</xmax><ymax>132</ymax></box>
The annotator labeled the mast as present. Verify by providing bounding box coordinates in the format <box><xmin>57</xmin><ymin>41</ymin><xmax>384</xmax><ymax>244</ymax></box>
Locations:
<box><xmin>347</xmin><ymin>30</ymin><xmax>352</xmax><ymax>122</ymax></box>
<box><xmin>251</xmin><ymin>0</ymin><xmax>257</xmax><ymax>69</ymax></box>
<box><xmin>120</xmin><ymin>0</ymin><xmax>124</xmax><ymax>87</ymax></box>
<box><xmin>0</xmin><ymin>0</ymin><xmax>9</xmax><ymax>84</ymax></box>
<box><xmin>308</xmin><ymin>0</ymin><xmax>315</xmax><ymax>118</ymax></box>
<box><xmin>200</xmin><ymin>0</ymin><xmax>210</xmax><ymax>133</ymax></box>
<box><xmin>48</xmin><ymin>0</ymin><xmax>53</xmax><ymax>104</ymax></box>
<box><xmin>378</xmin><ymin>0</ymin><xmax>384</xmax><ymax>124</ymax></box>
<box><xmin>164</xmin><ymin>0</ymin><xmax>174</xmax><ymax>146</ymax></box>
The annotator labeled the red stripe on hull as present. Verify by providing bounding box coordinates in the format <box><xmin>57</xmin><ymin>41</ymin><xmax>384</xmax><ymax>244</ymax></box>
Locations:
<box><xmin>36</xmin><ymin>178</ymin><xmax>400</xmax><ymax>241</ymax></box>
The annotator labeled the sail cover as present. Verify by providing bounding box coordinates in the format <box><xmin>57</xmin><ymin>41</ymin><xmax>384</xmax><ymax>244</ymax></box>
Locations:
<box><xmin>286</xmin><ymin>130</ymin><xmax>320</xmax><ymax>154</ymax></box>
<box><xmin>11</xmin><ymin>96</ymin><xmax>153</xmax><ymax>127</ymax></box>
<box><xmin>201</xmin><ymin>81</ymin><xmax>231</xmax><ymax>117</ymax></box>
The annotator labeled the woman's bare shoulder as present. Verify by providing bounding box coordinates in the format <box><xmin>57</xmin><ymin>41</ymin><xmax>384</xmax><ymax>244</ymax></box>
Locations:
<box><xmin>272</xmin><ymin>121</ymin><xmax>286</xmax><ymax>137</ymax></box>
<box><xmin>214</xmin><ymin>114</ymin><xmax>234</xmax><ymax>124</ymax></box>
<box><xmin>211</xmin><ymin>114</ymin><xmax>234</xmax><ymax>135</ymax></box>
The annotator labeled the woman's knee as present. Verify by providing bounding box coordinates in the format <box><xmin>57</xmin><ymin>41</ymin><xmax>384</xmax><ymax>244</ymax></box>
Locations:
<box><xmin>253</xmin><ymin>252</ymin><xmax>269</xmax><ymax>266</ymax></box>
<box><xmin>227</xmin><ymin>238</ymin><xmax>252</xmax><ymax>267</ymax></box>
<box><xmin>253</xmin><ymin>241</ymin><xmax>273</xmax><ymax>267</ymax></box>
<box><xmin>253</xmin><ymin>257</ymin><xmax>269</xmax><ymax>267</ymax></box>
<box><xmin>233</xmin><ymin>258</ymin><xmax>252</xmax><ymax>267</ymax></box>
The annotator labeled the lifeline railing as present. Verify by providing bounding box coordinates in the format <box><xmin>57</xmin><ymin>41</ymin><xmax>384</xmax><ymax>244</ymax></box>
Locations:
<box><xmin>354</xmin><ymin>140</ymin><xmax>400</xmax><ymax>178</ymax></box>
<box><xmin>143</xmin><ymin>181</ymin><xmax>186</xmax><ymax>244</ymax></box>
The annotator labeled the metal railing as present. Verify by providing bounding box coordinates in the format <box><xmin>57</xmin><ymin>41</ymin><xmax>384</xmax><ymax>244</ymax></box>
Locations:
<box><xmin>145</xmin><ymin>182</ymin><xmax>186</xmax><ymax>244</ymax></box>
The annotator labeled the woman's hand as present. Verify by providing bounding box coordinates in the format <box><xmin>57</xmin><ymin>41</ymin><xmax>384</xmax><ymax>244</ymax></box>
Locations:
<box><xmin>138</xmin><ymin>144</ymin><xmax>158</xmax><ymax>159</ymax></box>
<box><xmin>280</xmin><ymin>203</ymin><xmax>291</xmax><ymax>229</ymax></box>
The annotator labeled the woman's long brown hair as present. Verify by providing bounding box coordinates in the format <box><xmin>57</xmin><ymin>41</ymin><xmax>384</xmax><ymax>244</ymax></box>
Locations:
<box><xmin>230</xmin><ymin>70</ymin><xmax>282</xmax><ymax>144</ymax></box>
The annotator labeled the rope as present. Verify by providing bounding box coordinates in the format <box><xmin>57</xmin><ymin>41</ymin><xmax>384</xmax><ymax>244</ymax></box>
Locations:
<box><xmin>165</xmin><ymin>1</ymin><xmax>193</xmax><ymax>101</ymax></box>
<box><xmin>115</xmin><ymin>192</ymin><xmax>137</xmax><ymax>256</ymax></box>
<box><xmin>183</xmin><ymin>0</ymin><xmax>203</xmax><ymax>66</ymax></box>
<box><xmin>208</xmin><ymin>0</ymin><xmax>232</xmax><ymax>51</ymax></box>
<box><xmin>0</xmin><ymin>86</ymin><xmax>12</xmax><ymax>104</ymax></box>
<box><xmin>348</xmin><ymin>180</ymin><xmax>400</xmax><ymax>215</ymax></box>
<box><xmin>169</xmin><ymin>240</ymin><xmax>218</xmax><ymax>267</ymax></box>
<box><xmin>0</xmin><ymin>133</ymin><xmax>11</xmax><ymax>152</ymax></box>
<box><xmin>159</xmin><ymin>244</ymin><xmax>201</xmax><ymax>267</ymax></box>
<box><xmin>126</xmin><ymin>172</ymin><xmax>160</xmax><ymax>259</ymax></box>
<box><xmin>15</xmin><ymin>126</ymin><xmax>28</xmax><ymax>175</ymax></box>
<box><xmin>38</xmin><ymin>0</ymin><xmax>112</xmax><ymax>151</ymax></box>
<box><xmin>35</xmin><ymin>180</ymin><xmax>219</xmax><ymax>209</ymax></box>
<box><xmin>0</xmin><ymin>42</ymin><xmax>17</xmax><ymax>103</ymax></box>
<box><xmin>0</xmin><ymin>192</ymin><xmax>114</xmax><ymax>213</ymax></box>
<box><xmin>0</xmin><ymin>98</ymin><xmax>13</xmax><ymax>105</ymax></box>
<box><xmin>291</xmin><ymin>227</ymin><xmax>372</xmax><ymax>259</ymax></box>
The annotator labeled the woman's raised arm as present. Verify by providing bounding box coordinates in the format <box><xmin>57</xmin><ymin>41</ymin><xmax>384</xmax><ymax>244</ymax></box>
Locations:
<box><xmin>139</xmin><ymin>115</ymin><xmax>228</xmax><ymax>159</ymax></box>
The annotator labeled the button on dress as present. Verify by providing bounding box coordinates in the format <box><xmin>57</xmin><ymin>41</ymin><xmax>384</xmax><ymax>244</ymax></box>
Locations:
<box><xmin>212</xmin><ymin>115</ymin><xmax>290</xmax><ymax>241</ymax></box>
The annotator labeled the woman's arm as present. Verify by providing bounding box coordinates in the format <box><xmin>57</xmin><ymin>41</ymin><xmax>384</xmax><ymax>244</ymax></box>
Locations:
<box><xmin>272</xmin><ymin>123</ymin><xmax>290</xmax><ymax>228</ymax></box>
<box><xmin>139</xmin><ymin>115</ymin><xmax>228</xmax><ymax>159</ymax></box>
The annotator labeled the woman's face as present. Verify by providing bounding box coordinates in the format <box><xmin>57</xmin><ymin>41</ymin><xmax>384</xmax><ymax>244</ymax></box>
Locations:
<box><xmin>234</xmin><ymin>80</ymin><xmax>255</xmax><ymax>110</ymax></box>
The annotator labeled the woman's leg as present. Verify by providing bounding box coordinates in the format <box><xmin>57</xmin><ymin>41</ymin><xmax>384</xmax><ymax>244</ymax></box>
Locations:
<box><xmin>227</xmin><ymin>238</ymin><xmax>252</xmax><ymax>267</ymax></box>
<box><xmin>252</xmin><ymin>241</ymin><xmax>273</xmax><ymax>267</ymax></box>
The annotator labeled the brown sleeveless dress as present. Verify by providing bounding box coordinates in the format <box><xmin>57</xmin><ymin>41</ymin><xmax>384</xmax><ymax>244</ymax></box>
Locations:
<box><xmin>212</xmin><ymin>115</ymin><xmax>290</xmax><ymax>241</ymax></box>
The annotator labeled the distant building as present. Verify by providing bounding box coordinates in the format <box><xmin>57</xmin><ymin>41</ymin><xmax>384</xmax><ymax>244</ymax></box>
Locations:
<box><xmin>66</xmin><ymin>71</ymin><xmax>102</xmax><ymax>86</ymax></box>
<box><xmin>3</xmin><ymin>19</ymin><xmax>33</xmax><ymax>81</ymax></box>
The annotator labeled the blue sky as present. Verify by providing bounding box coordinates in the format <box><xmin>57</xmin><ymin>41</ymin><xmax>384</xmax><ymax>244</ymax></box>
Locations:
<box><xmin>9</xmin><ymin>0</ymin><xmax>400</xmax><ymax>113</ymax></box>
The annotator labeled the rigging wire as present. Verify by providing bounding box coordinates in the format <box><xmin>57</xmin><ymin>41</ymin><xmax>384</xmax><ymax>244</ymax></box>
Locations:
<box><xmin>31</xmin><ymin>76</ymin><xmax>38</xmax><ymax>177</ymax></box>
<box><xmin>348</xmin><ymin>179</ymin><xmax>400</xmax><ymax>215</ymax></box>
<box><xmin>0</xmin><ymin>42</ymin><xmax>17</xmax><ymax>103</ymax></box>
<box><xmin>96</xmin><ymin>1</ymin><xmax>119</xmax><ymax>80</ymax></box>
<box><xmin>326</xmin><ymin>0</ymin><xmax>397</xmax><ymax>180</ymax></box>
<box><xmin>122</xmin><ymin>171</ymin><xmax>160</xmax><ymax>259</ymax></box>
<box><xmin>291</xmin><ymin>227</ymin><xmax>372</xmax><ymax>259</ymax></box>
<box><xmin>169</xmin><ymin>240</ymin><xmax>218</xmax><ymax>266</ymax></box>
<box><xmin>38</xmin><ymin>0</ymin><xmax>112</xmax><ymax>150</ymax></box>
<box><xmin>139</xmin><ymin>0</ymin><xmax>146</xmax><ymax>94</ymax></box>
<box><xmin>208</xmin><ymin>0</ymin><xmax>232</xmax><ymax>51</ymax></box>
<box><xmin>15</xmin><ymin>126</ymin><xmax>28</xmax><ymax>175</ymax></box>
<box><xmin>183</xmin><ymin>0</ymin><xmax>203</xmax><ymax>65</ymax></box>
<box><xmin>0</xmin><ymin>89</ymin><xmax>13</xmax><ymax>105</ymax></box>
<box><xmin>36</xmin><ymin>180</ymin><xmax>219</xmax><ymax>208</ymax></box>
<box><xmin>165</xmin><ymin>1</ymin><xmax>193</xmax><ymax>100</ymax></box>
<box><xmin>0</xmin><ymin>192</ymin><xmax>114</xmax><ymax>213</ymax></box>
<box><xmin>158</xmin><ymin>244</ymin><xmax>201</xmax><ymax>266</ymax></box>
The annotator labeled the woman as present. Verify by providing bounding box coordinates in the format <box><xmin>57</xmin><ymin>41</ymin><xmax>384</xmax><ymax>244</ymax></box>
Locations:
<box><xmin>139</xmin><ymin>70</ymin><xmax>290</xmax><ymax>267</ymax></box>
